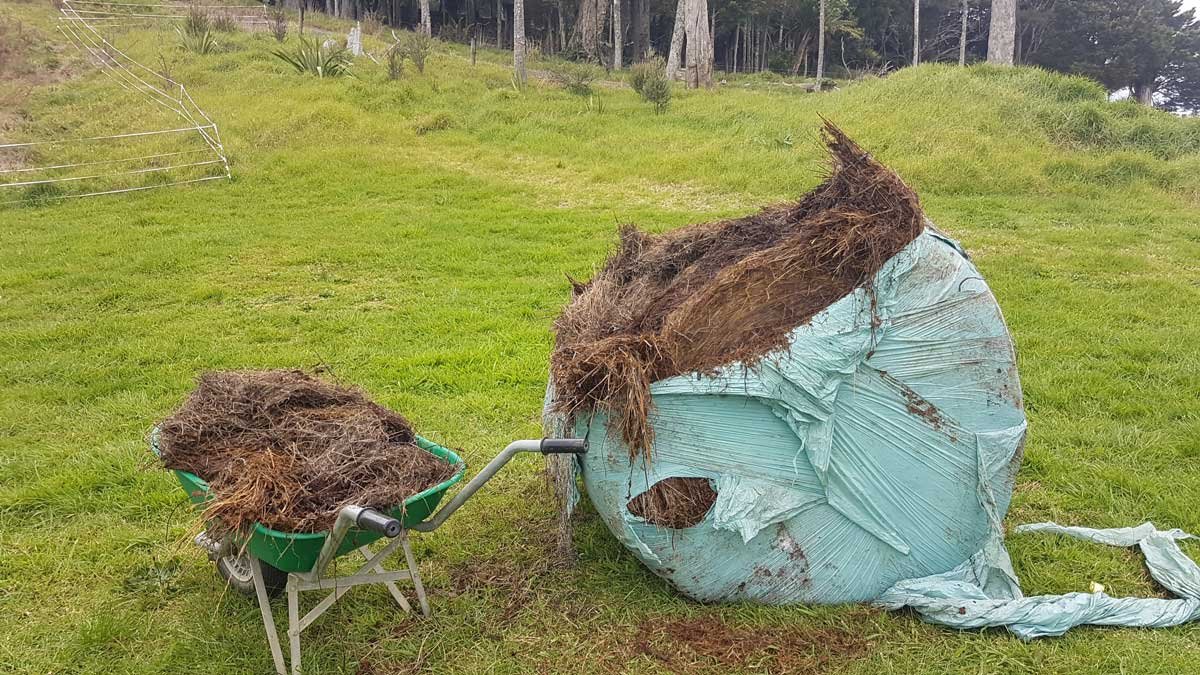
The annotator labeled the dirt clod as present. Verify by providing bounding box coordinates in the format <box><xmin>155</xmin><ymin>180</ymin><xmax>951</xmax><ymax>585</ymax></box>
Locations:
<box><xmin>550</xmin><ymin>121</ymin><xmax>925</xmax><ymax>460</ymax></box>
<box><xmin>157</xmin><ymin>370</ymin><xmax>456</xmax><ymax>534</ymax></box>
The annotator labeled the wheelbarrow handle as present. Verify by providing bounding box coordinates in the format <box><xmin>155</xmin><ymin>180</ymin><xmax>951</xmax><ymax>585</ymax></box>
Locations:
<box><xmin>410</xmin><ymin>437</ymin><xmax>587</xmax><ymax>533</ymax></box>
<box><xmin>540</xmin><ymin>438</ymin><xmax>588</xmax><ymax>454</ymax></box>
<box><xmin>356</xmin><ymin>508</ymin><xmax>402</xmax><ymax>538</ymax></box>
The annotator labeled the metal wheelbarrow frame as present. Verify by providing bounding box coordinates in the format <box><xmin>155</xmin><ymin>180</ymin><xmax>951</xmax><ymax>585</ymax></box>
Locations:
<box><xmin>158</xmin><ymin>433</ymin><xmax>587</xmax><ymax>675</ymax></box>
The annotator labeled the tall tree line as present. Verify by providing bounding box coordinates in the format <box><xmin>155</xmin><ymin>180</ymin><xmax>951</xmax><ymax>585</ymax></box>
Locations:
<box><xmin>286</xmin><ymin>0</ymin><xmax>1200</xmax><ymax>108</ymax></box>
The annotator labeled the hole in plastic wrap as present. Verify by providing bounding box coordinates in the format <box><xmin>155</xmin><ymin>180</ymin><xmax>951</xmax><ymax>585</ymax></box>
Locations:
<box><xmin>627</xmin><ymin>477</ymin><xmax>717</xmax><ymax>528</ymax></box>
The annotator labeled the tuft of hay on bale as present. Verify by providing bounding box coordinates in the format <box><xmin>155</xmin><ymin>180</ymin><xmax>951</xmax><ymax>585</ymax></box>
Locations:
<box><xmin>157</xmin><ymin>370</ymin><xmax>456</xmax><ymax>535</ymax></box>
<box><xmin>550</xmin><ymin>121</ymin><xmax>925</xmax><ymax>460</ymax></box>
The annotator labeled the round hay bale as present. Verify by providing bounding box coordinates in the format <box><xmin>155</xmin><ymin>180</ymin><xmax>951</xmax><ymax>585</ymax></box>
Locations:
<box><xmin>564</xmin><ymin>228</ymin><xmax>1025</xmax><ymax>604</ymax></box>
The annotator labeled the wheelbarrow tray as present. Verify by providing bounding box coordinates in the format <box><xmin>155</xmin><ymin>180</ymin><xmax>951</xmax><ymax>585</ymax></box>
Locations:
<box><xmin>155</xmin><ymin>434</ymin><xmax>465</xmax><ymax>573</ymax></box>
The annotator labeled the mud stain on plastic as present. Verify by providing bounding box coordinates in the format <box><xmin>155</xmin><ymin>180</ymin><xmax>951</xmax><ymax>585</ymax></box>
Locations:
<box><xmin>880</xmin><ymin>370</ymin><xmax>947</xmax><ymax>433</ymax></box>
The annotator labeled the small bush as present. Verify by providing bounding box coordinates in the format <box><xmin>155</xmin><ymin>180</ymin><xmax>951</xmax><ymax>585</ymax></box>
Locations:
<box><xmin>386</xmin><ymin>43</ymin><xmax>404</xmax><ymax>80</ymax></box>
<box><xmin>362</xmin><ymin>10</ymin><xmax>384</xmax><ymax>36</ymax></box>
<box><xmin>210</xmin><ymin>12</ymin><xmax>238</xmax><ymax>33</ymax></box>
<box><xmin>413</xmin><ymin>111</ymin><xmax>455</xmax><ymax>135</ymax></box>
<box><xmin>399</xmin><ymin>30</ymin><xmax>432</xmax><ymax>74</ymax></box>
<box><xmin>182</xmin><ymin>6</ymin><xmax>210</xmax><ymax>38</ymax></box>
<box><xmin>550</xmin><ymin>62</ymin><xmax>600</xmax><ymax>97</ymax></box>
<box><xmin>268</xmin><ymin>7</ymin><xmax>287</xmax><ymax>43</ymax></box>
<box><xmin>178</xmin><ymin>26</ymin><xmax>218</xmax><ymax>54</ymax></box>
<box><xmin>273</xmin><ymin>37</ymin><xmax>351</xmax><ymax>77</ymax></box>
<box><xmin>629</xmin><ymin>58</ymin><xmax>670</xmax><ymax>113</ymax></box>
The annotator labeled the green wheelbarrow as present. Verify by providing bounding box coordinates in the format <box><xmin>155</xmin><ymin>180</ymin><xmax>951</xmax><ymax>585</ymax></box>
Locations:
<box><xmin>155</xmin><ymin>433</ymin><xmax>588</xmax><ymax>675</ymax></box>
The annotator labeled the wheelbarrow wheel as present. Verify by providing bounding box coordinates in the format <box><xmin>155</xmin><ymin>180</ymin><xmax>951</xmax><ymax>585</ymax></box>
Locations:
<box><xmin>216</xmin><ymin>552</ymin><xmax>287</xmax><ymax>598</ymax></box>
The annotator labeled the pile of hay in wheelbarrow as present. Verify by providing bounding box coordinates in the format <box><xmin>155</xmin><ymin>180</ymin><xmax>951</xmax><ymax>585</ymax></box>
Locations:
<box><xmin>157</xmin><ymin>370</ymin><xmax>456</xmax><ymax>534</ymax></box>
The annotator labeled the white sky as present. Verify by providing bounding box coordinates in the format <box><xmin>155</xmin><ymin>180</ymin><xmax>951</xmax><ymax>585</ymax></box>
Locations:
<box><xmin>1184</xmin><ymin>0</ymin><xmax>1200</xmax><ymax>14</ymax></box>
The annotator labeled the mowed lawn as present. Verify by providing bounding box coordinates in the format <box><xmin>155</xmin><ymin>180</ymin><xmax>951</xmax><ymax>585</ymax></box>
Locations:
<box><xmin>2</xmin><ymin>3</ymin><xmax>1200</xmax><ymax>673</ymax></box>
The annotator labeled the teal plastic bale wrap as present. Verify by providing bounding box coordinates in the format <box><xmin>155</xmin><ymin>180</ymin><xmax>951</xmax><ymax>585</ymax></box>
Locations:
<box><xmin>547</xmin><ymin>225</ymin><xmax>1028</xmax><ymax>604</ymax></box>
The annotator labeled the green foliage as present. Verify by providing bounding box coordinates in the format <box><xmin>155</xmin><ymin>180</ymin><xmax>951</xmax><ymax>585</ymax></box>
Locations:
<box><xmin>386</xmin><ymin>42</ymin><xmax>404</xmax><ymax>80</ymax></box>
<box><xmin>273</xmin><ymin>37</ymin><xmax>351</xmax><ymax>78</ymax></box>
<box><xmin>176</xmin><ymin>26</ymin><xmax>218</xmax><ymax>55</ymax></box>
<box><xmin>209</xmin><ymin>12</ymin><xmax>238</xmax><ymax>33</ymax></box>
<box><xmin>361</xmin><ymin>10</ymin><xmax>384</xmax><ymax>36</ymax></box>
<box><xmin>1027</xmin><ymin>0</ymin><xmax>1200</xmax><ymax>111</ymax></box>
<box><xmin>397</xmin><ymin>30</ymin><xmax>432</xmax><ymax>74</ymax></box>
<box><xmin>629</xmin><ymin>58</ymin><xmax>671</xmax><ymax>113</ymax></box>
<box><xmin>550</xmin><ymin>62</ymin><xmax>600</xmax><ymax>96</ymax></box>
<box><xmin>412</xmin><ymin>111</ymin><xmax>456</xmax><ymax>134</ymax></box>
<box><xmin>181</xmin><ymin>6</ymin><xmax>210</xmax><ymax>38</ymax></box>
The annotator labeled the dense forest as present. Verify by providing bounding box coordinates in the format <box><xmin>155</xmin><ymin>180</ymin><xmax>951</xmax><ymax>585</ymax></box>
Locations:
<box><xmin>283</xmin><ymin>0</ymin><xmax>1200</xmax><ymax>110</ymax></box>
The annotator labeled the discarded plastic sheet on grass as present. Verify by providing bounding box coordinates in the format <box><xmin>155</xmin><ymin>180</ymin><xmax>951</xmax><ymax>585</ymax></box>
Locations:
<box><xmin>876</xmin><ymin>522</ymin><xmax>1200</xmax><ymax>638</ymax></box>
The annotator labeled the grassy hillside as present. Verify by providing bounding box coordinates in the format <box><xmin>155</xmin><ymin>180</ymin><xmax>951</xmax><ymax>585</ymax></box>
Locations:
<box><xmin>2</xmin><ymin>3</ymin><xmax>1199</xmax><ymax>673</ymax></box>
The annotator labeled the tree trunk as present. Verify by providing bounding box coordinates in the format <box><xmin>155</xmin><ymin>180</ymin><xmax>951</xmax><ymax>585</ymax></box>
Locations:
<box><xmin>514</xmin><ymin>0</ymin><xmax>525</xmax><ymax>85</ymax></box>
<box><xmin>1133</xmin><ymin>81</ymin><xmax>1154</xmax><ymax>106</ymax></box>
<box><xmin>912</xmin><ymin>0</ymin><xmax>920</xmax><ymax>66</ymax></box>
<box><xmin>665</xmin><ymin>0</ymin><xmax>686</xmax><ymax>79</ymax></box>
<box><xmin>419</xmin><ymin>0</ymin><xmax>431</xmax><ymax>36</ymax></box>
<box><xmin>612</xmin><ymin>0</ymin><xmax>622</xmax><ymax>69</ymax></box>
<box><xmin>557</xmin><ymin>0</ymin><xmax>567</xmax><ymax>52</ymax></box>
<box><xmin>816</xmin><ymin>0</ymin><xmax>825</xmax><ymax>81</ymax></box>
<box><xmin>570</xmin><ymin>0</ymin><xmax>606</xmax><ymax>61</ymax></box>
<box><xmin>959</xmin><ymin>0</ymin><xmax>968</xmax><ymax>66</ymax></box>
<box><xmin>683</xmin><ymin>0</ymin><xmax>713</xmax><ymax>87</ymax></box>
<box><xmin>732</xmin><ymin>23</ymin><xmax>740</xmax><ymax>73</ymax></box>
<box><xmin>986</xmin><ymin>0</ymin><xmax>1016</xmax><ymax>65</ymax></box>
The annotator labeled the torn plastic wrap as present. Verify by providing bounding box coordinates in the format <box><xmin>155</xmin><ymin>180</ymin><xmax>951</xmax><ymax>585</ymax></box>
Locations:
<box><xmin>547</xmin><ymin>227</ymin><xmax>1029</xmax><ymax>604</ymax></box>
<box><xmin>876</xmin><ymin>522</ymin><xmax>1200</xmax><ymax>638</ymax></box>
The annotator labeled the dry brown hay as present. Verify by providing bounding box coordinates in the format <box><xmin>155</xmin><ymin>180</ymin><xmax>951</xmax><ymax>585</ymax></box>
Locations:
<box><xmin>157</xmin><ymin>370</ymin><xmax>456</xmax><ymax>534</ymax></box>
<box><xmin>550</xmin><ymin>121</ymin><xmax>925</xmax><ymax>459</ymax></box>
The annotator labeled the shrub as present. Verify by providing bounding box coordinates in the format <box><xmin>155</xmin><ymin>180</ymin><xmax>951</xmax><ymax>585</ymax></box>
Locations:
<box><xmin>550</xmin><ymin>62</ymin><xmax>600</xmax><ymax>97</ymax></box>
<box><xmin>386</xmin><ymin>43</ymin><xmax>404</xmax><ymax>80</ymax></box>
<box><xmin>268</xmin><ymin>7</ymin><xmax>287</xmax><ymax>43</ymax></box>
<box><xmin>178</xmin><ymin>27</ymin><xmax>218</xmax><ymax>54</ymax></box>
<box><xmin>361</xmin><ymin>10</ymin><xmax>384</xmax><ymax>36</ymax></box>
<box><xmin>273</xmin><ymin>38</ymin><xmax>351</xmax><ymax>77</ymax></box>
<box><xmin>629</xmin><ymin>58</ymin><xmax>670</xmax><ymax>113</ymax></box>
<box><xmin>413</xmin><ymin>111</ymin><xmax>455</xmax><ymax>135</ymax></box>
<box><xmin>210</xmin><ymin>12</ymin><xmax>238</xmax><ymax>33</ymax></box>
<box><xmin>398</xmin><ymin>30</ymin><xmax>432</xmax><ymax>74</ymax></box>
<box><xmin>181</xmin><ymin>6</ymin><xmax>210</xmax><ymax>38</ymax></box>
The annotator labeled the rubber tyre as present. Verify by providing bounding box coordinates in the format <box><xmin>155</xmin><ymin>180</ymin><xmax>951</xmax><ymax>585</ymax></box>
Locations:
<box><xmin>216</xmin><ymin>553</ymin><xmax>288</xmax><ymax>599</ymax></box>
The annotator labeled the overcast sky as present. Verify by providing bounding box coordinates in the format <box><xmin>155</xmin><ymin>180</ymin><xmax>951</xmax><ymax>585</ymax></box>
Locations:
<box><xmin>1184</xmin><ymin>0</ymin><xmax>1200</xmax><ymax>14</ymax></box>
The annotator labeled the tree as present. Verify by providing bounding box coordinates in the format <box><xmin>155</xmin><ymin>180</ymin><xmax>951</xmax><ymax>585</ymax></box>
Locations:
<box><xmin>988</xmin><ymin>0</ymin><xmax>1016</xmax><ymax>64</ymax></box>
<box><xmin>612</xmin><ymin>0</ymin><xmax>622</xmax><ymax>69</ymax></box>
<box><xmin>571</xmin><ymin>0</ymin><xmax>608</xmax><ymax>61</ymax></box>
<box><xmin>1031</xmin><ymin>0</ymin><xmax>1200</xmax><ymax>109</ymax></box>
<box><xmin>683</xmin><ymin>0</ymin><xmax>714</xmax><ymax>86</ymax></box>
<box><xmin>514</xmin><ymin>0</ymin><xmax>526</xmax><ymax>85</ymax></box>
<box><xmin>816</xmin><ymin>0</ymin><xmax>826</xmax><ymax>80</ymax></box>
<box><xmin>959</xmin><ymin>0</ymin><xmax>968</xmax><ymax>65</ymax></box>
<box><xmin>666</xmin><ymin>0</ymin><xmax>686</xmax><ymax>78</ymax></box>
<box><xmin>913</xmin><ymin>0</ymin><xmax>921</xmax><ymax>65</ymax></box>
<box><xmin>419</xmin><ymin>0</ymin><xmax>432</xmax><ymax>37</ymax></box>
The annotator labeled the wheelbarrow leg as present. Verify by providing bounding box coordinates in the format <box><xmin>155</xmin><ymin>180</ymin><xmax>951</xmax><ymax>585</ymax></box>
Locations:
<box><xmin>400</xmin><ymin>531</ymin><xmax>430</xmax><ymax>617</ymax></box>
<box><xmin>358</xmin><ymin>545</ymin><xmax>413</xmax><ymax>614</ymax></box>
<box><xmin>288</xmin><ymin>580</ymin><xmax>301</xmax><ymax>675</ymax></box>
<box><xmin>250</xmin><ymin>556</ymin><xmax>288</xmax><ymax>675</ymax></box>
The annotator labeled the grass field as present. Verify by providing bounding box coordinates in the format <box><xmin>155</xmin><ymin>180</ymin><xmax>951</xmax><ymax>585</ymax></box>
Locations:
<box><xmin>2</xmin><ymin>2</ymin><xmax>1200</xmax><ymax>673</ymax></box>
